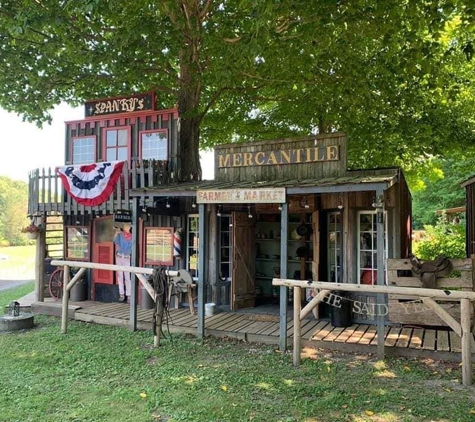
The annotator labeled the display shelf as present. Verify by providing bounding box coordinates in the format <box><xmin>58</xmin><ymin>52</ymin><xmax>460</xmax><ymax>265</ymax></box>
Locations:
<box><xmin>255</xmin><ymin>214</ymin><xmax>313</xmax><ymax>301</ymax></box>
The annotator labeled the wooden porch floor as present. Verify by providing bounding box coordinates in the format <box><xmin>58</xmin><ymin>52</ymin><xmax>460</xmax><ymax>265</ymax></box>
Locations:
<box><xmin>31</xmin><ymin>300</ymin><xmax>475</xmax><ymax>361</ymax></box>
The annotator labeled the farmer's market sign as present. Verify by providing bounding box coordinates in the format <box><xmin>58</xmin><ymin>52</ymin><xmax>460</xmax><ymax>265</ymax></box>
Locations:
<box><xmin>196</xmin><ymin>188</ymin><xmax>286</xmax><ymax>204</ymax></box>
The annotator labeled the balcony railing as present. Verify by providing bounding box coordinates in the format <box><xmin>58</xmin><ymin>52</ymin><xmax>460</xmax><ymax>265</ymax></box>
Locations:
<box><xmin>28</xmin><ymin>160</ymin><xmax>172</xmax><ymax>215</ymax></box>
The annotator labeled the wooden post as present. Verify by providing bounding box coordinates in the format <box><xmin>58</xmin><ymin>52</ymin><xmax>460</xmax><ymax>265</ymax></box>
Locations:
<box><xmin>293</xmin><ymin>286</ymin><xmax>302</xmax><ymax>366</ymax></box>
<box><xmin>461</xmin><ymin>298</ymin><xmax>473</xmax><ymax>386</ymax></box>
<box><xmin>129</xmin><ymin>197</ymin><xmax>140</xmax><ymax>331</ymax></box>
<box><xmin>61</xmin><ymin>265</ymin><xmax>70</xmax><ymax>334</ymax></box>
<box><xmin>279</xmin><ymin>202</ymin><xmax>288</xmax><ymax>351</ymax></box>
<box><xmin>34</xmin><ymin>216</ymin><xmax>46</xmax><ymax>302</ymax></box>
<box><xmin>376</xmin><ymin>188</ymin><xmax>386</xmax><ymax>361</ymax></box>
<box><xmin>197</xmin><ymin>203</ymin><xmax>207</xmax><ymax>339</ymax></box>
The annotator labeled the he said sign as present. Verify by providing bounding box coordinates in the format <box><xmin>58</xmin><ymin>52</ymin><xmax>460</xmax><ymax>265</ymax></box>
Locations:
<box><xmin>196</xmin><ymin>188</ymin><xmax>286</xmax><ymax>204</ymax></box>
<box><xmin>323</xmin><ymin>292</ymin><xmax>434</xmax><ymax>317</ymax></box>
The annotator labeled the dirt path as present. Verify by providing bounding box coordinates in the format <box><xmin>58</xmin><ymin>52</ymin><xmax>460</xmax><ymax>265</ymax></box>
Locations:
<box><xmin>0</xmin><ymin>279</ymin><xmax>34</xmax><ymax>292</ymax></box>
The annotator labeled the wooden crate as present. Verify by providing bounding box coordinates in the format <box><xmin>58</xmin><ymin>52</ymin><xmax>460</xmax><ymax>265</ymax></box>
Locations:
<box><xmin>387</xmin><ymin>258</ymin><xmax>474</xmax><ymax>327</ymax></box>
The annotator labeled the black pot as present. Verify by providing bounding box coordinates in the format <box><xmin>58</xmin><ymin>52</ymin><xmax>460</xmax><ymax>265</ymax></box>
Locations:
<box><xmin>296</xmin><ymin>246</ymin><xmax>308</xmax><ymax>258</ymax></box>
<box><xmin>296</xmin><ymin>224</ymin><xmax>313</xmax><ymax>237</ymax></box>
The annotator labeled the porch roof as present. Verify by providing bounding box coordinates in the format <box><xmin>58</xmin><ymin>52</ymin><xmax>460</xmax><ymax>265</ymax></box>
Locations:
<box><xmin>130</xmin><ymin>168</ymin><xmax>400</xmax><ymax>198</ymax></box>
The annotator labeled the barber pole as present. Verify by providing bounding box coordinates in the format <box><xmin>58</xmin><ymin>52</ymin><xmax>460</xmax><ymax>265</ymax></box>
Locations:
<box><xmin>173</xmin><ymin>229</ymin><xmax>182</xmax><ymax>258</ymax></box>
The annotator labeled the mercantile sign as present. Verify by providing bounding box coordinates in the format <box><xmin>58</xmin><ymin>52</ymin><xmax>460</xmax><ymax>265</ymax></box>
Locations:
<box><xmin>196</xmin><ymin>188</ymin><xmax>286</xmax><ymax>204</ymax></box>
<box><xmin>217</xmin><ymin>145</ymin><xmax>339</xmax><ymax>168</ymax></box>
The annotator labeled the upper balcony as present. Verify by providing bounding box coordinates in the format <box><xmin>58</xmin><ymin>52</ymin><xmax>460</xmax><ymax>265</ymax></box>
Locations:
<box><xmin>28</xmin><ymin>159</ymin><xmax>173</xmax><ymax>215</ymax></box>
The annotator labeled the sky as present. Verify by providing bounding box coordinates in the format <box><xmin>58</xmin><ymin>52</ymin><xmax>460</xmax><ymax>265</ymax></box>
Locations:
<box><xmin>0</xmin><ymin>104</ymin><xmax>214</xmax><ymax>182</ymax></box>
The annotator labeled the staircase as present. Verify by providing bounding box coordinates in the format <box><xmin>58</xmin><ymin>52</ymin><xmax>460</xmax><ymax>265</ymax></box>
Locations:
<box><xmin>43</xmin><ymin>214</ymin><xmax>64</xmax><ymax>298</ymax></box>
<box><xmin>45</xmin><ymin>214</ymin><xmax>63</xmax><ymax>259</ymax></box>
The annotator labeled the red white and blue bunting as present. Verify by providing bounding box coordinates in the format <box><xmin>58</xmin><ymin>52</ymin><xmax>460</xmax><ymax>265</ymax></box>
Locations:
<box><xmin>56</xmin><ymin>161</ymin><xmax>125</xmax><ymax>206</ymax></box>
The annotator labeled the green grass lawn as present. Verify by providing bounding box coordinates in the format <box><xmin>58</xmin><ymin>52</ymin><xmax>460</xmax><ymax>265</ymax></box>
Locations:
<box><xmin>0</xmin><ymin>281</ymin><xmax>34</xmax><ymax>307</ymax></box>
<box><xmin>1</xmin><ymin>287</ymin><xmax>475</xmax><ymax>422</ymax></box>
<box><xmin>0</xmin><ymin>245</ymin><xmax>35</xmax><ymax>279</ymax></box>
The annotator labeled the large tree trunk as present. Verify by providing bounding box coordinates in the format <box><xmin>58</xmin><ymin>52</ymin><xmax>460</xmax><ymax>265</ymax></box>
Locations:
<box><xmin>178</xmin><ymin>83</ymin><xmax>202</xmax><ymax>181</ymax></box>
<box><xmin>177</xmin><ymin>0</ymin><xmax>203</xmax><ymax>182</ymax></box>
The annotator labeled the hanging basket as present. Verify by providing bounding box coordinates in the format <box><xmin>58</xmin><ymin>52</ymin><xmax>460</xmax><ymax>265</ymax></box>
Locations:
<box><xmin>27</xmin><ymin>231</ymin><xmax>39</xmax><ymax>240</ymax></box>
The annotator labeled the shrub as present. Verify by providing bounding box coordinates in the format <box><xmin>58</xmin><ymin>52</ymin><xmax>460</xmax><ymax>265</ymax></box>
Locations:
<box><xmin>413</xmin><ymin>216</ymin><xmax>466</xmax><ymax>260</ymax></box>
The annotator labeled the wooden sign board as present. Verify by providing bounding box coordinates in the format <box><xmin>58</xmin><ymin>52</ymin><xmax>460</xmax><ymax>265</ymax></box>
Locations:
<box><xmin>196</xmin><ymin>188</ymin><xmax>286</xmax><ymax>204</ymax></box>
<box><xmin>217</xmin><ymin>146</ymin><xmax>339</xmax><ymax>168</ymax></box>
<box><xmin>85</xmin><ymin>92</ymin><xmax>155</xmax><ymax>117</ymax></box>
<box><xmin>113</xmin><ymin>210</ymin><xmax>132</xmax><ymax>223</ymax></box>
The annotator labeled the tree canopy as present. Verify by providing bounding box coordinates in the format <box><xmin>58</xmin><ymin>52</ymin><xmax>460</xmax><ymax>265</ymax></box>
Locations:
<box><xmin>0</xmin><ymin>176</ymin><xmax>29</xmax><ymax>246</ymax></box>
<box><xmin>412</xmin><ymin>154</ymin><xmax>475</xmax><ymax>228</ymax></box>
<box><xmin>1</xmin><ymin>1</ymin><xmax>474</xmax><ymax>180</ymax></box>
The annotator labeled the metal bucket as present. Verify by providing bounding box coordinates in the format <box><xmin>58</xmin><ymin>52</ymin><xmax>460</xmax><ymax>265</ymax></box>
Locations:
<box><xmin>205</xmin><ymin>303</ymin><xmax>216</xmax><ymax>316</ymax></box>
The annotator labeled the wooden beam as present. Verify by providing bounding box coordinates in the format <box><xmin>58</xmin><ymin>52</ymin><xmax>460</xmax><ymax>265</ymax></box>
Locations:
<box><xmin>421</xmin><ymin>298</ymin><xmax>462</xmax><ymax>336</ymax></box>
<box><xmin>50</xmin><ymin>260</ymin><xmax>179</xmax><ymax>277</ymax></box>
<box><xmin>279</xmin><ymin>202</ymin><xmax>289</xmax><ymax>351</ymax></box>
<box><xmin>130</xmin><ymin>197</ymin><xmax>140</xmax><ymax>331</ymax></box>
<box><xmin>376</xmin><ymin>188</ymin><xmax>385</xmax><ymax>361</ymax></box>
<box><xmin>197</xmin><ymin>204</ymin><xmax>207</xmax><ymax>339</ymax></box>
<box><xmin>61</xmin><ymin>265</ymin><xmax>70</xmax><ymax>334</ymax></box>
<box><xmin>461</xmin><ymin>299</ymin><xmax>473</xmax><ymax>386</ymax></box>
<box><xmin>300</xmin><ymin>289</ymin><xmax>331</xmax><ymax>321</ymax></box>
<box><xmin>65</xmin><ymin>268</ymin><xmax>87</xmax><ymax>292</ymax></box>
<box><xmin>272</xmin><ymin>279</ymin><xmax>475</xmax><ymax>301</ymax></box>
<box><xmin>34</xmin><ymin>216</ymin><xmax>46</xmax><ymax>302</ymax></box>
<box><xmin>293</xmin><ymin>286</ymin><xmax>302</xmax><ymax>366</ymax></box>
<box><xmin>136</xmin><ymin>273</ymin><xmax>156</xmax><ymax>301</ymax></box>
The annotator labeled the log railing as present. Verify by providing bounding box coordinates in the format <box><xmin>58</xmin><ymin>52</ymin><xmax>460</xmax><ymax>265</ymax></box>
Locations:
<box><xmin>272</xmin><ymin>278</ymin><xmax>475</xmax><ymax>387</ymax></box>
<box><xmin>51</xmin><ymin>260</ymin><xmax>193</xmax><ymax>347</ymax></box>
<box><xmin>28</xmin><ymin>159</ymin><xmax>172</xmax><ymax>215</ymax></box>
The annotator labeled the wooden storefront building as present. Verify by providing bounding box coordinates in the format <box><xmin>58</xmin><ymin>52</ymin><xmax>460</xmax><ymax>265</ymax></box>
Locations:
<box><xmin>28</xmin><ymin>93</ymin><xmax>412</xmax><ymax>326</ymax></box>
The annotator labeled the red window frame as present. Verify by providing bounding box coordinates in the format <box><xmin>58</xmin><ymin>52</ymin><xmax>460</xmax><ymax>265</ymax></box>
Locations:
<box><xmin>102</xmin><ymin>126</ymin><xmax>131</xmax><ymax>162</ymax></box>
<box><xmin>138</xmin><ymin>129</ymin><xmax>169</xmax><ymax>160</ymax></box>
<box><xmin>65</xmin><ymin>225</ymin><xmax>90</xmax><ymax>261</ymax></box>
<box><xmin>143</xmin><ymin>227</ymin><xmax>174</xmax><ymax>266</ymax></box>
<box><xmin>70</xmin><ymin>135</ymin><xmax>97</xmax><ymax>164</ymax></box>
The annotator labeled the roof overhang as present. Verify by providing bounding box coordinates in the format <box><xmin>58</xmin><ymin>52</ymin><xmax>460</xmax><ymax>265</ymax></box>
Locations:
<box><xmin>130</xmin><ymin>170</ymin><xmax>399</xmax><ymax>199</ymax></box>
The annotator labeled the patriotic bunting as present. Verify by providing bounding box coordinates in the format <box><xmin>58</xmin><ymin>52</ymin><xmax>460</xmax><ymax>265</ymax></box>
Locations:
<box><xmin>56</xmin><ymin>161</ymin><xmax>125</xmax><ymax>206</ymax></box>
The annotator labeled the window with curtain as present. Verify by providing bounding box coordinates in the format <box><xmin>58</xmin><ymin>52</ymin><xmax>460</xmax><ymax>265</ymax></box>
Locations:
<box><xmin>140</xmin><ymin>130</ymin><xmax>168</xmax><ymax>160</ymax></box>
<box><xmin>187</xmin><ymin>215</ymin><xmax>199</xmax><ymax>278</ymax></box>
<box><xmin>66</xmin><ymin>226</ymin><xmax>90</xmax><ymax>260</ymax></box>
<box><xmin>327</xmin><ymin>212</ymin><xmax>342</xmax><ymax>283</ymax></box>
<box><xmin>218</xmin><ymin>215</ymin><xmax>233</xmax><ymax>280</ymax></box>
<box><xmin>72</xmin><ymin>136</ymin><xmax>95</xmax><ymax>164</ymax></box>
<box><xmin>105</xmin><ymin>127</ymin><xmax>129</xmax><ymax>161</ymax></box>
<box><xmin>144</xmin><ymin>227</ymin><xmax>174</xmax><ymax>265</ymax></box>
<box><xmin>357</xmin><ymin>211</ymin><xmax>387</xmax><ymax>285</ymax></box>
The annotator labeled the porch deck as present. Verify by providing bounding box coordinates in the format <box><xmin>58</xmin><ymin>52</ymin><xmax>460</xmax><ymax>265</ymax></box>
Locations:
<box><xmin>31</xmin><ymin>300</ymin><xmax>475</xmax><ymax>361</ymax></box>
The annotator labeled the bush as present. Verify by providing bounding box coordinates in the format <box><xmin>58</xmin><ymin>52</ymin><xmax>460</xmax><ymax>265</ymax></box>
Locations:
<box><xmin>413</xmin><ymin>216</ymin><xmax>466</xmax><ymax>260</ymax></box>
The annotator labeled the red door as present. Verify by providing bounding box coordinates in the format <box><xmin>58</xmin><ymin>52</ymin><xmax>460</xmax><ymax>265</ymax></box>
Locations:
<box><xmin>94</xmin><ymin>243</ymin><xmax>114</xmax><ymax>284</ymax></box>
<box><xmin>93</xmin><ymin>217</ymin><xmax>116</xmax><ymax>286</ymax></box>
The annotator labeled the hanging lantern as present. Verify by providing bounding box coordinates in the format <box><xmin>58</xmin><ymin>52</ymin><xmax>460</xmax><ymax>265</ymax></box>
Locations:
<box><xmin>9</xmin><ymin>301</ymin><xmax>20</xmax><ymax>317</ymax></box>
<box><xmin>173</xmin><ymin>229</ymin><xmax>182</xmax><ymax>258</ymax></box>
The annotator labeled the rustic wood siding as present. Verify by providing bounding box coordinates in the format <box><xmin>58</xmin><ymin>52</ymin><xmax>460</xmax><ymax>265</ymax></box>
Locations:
<box><xmin>214</xmin><ymin>133</ymin><xmax>347</xmax><ymax>183</ymax></box>
<box><xmin>466</xmin><ymin>183</ymin><xmax>475</xmax><ymax>256</ymax></box>
<box><xmin>66</xmin><ymin>109</ymin><xmax>179</xmax><ymax>171</ymax></box>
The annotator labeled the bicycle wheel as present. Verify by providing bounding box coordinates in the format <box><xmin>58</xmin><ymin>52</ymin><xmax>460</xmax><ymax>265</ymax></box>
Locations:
<box><xmin>49</xmin><ymin>268</ymin><xmax>64</xmax><ymax>300</ymax></box>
